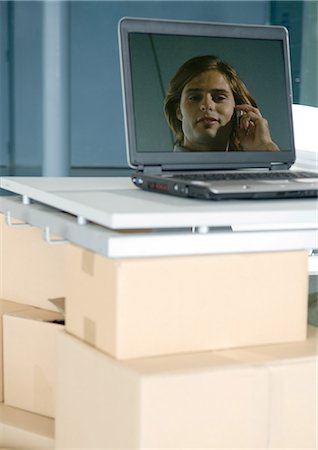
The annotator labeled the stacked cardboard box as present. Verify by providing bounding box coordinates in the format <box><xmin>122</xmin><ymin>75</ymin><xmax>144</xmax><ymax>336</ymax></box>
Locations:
<box><xmin>53</xmin><ymin>242</ymin><xmax>312</xmax><ymax>448</ymax></box>
<box><xmin>55</xmin><ymin>326</ymin><xmax>317</xmax><ymax>449</ymax></box>
<box><xmin>0</xmin><ymin>301</ymin><xmax>61</xmax><ymax>448</ymax></box>
<box><xmin>0</xmin><ymin>212</ymin><xmax>314</xmax><ymax>448</ymax></box>
<box><xmin>0</xmin><ymin>300</ymin><xmax>29</xmax><ymax>402</ymax></box>
<box><xmin>0</xmin><ymin>214</ymin><xmax>67</xmax><ymax>311</ymax></box>
<box><xmin>3</xmin><ymin>307</ymin><xmax>64</xmax><ymax>418</ymax></box>
<box><xmin>0</xmin><ymin>213</ymin><xmax>65</xmax><ymax>449</ymax></box>
<box><xmin>65</xmin><ymin>244</ymin><xmax>308</xmax><ymax>359</ymax></box>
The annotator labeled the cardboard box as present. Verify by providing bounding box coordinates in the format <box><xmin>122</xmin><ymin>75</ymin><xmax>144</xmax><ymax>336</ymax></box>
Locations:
<box><xmin>0</xmin><ymin>300</ymin><xmax>30</xmax><ymax>401</ymax></box>
<box><xmin>55</xmin><ymin>328</ymin><xmax>317</xmax><ymax>449</ymax></box>
<box><xmin>3</xmin><ymin>307</ymin><xmax>64</xmax><ymax>418</ymax></box>
<box><xmin>0</xmin><ymin>403</ymin><xmax>54</xmax><ymax>450</ymax></box>
<box><xmin>55</xmin><ymin>330</ymin><xmax>269</xmax><ymax>449</ymax></box>
<box><xmin>0</xmin><ymin>213</ymin><xmax>67</xmax><ymax>311</ymax></box>
<box><xmin>268</xmin><ymin>360</ymin><xmax>317</xmax><ymax>448</ymax></box>
<box><xmin>217</xmin><ymin>326</ymin><xmax>318</xmax><ymax>449</ymax></box>
<box><xmin>65</xmin><ymin>244</ymin><xmax>308</xmax><ymax>359</ymax></box>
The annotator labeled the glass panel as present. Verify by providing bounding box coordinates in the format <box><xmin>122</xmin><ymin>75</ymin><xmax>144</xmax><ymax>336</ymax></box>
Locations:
<box><xmin>270</xmin><ymin>0</ymin><xmax>318</xmax><ymax>107</ymax></box>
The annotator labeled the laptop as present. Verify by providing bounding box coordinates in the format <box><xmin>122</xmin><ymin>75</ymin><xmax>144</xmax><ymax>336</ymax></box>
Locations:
<box><xmin>118</xmin><ymin>17</ymin><xmax>318</xmax><ymax>200</ymax></box>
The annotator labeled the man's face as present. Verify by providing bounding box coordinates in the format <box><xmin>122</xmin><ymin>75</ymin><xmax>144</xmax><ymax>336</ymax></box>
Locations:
<box><xmin>177</xmin><ymin>70</ymin><xmax>236</xmax><ymax>151</ymax></box>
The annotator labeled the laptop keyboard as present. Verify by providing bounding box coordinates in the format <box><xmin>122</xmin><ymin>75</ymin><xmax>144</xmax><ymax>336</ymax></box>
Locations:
<box><xmin>173</xmin><ymin>170</ymin><xmax>318</xmax><ymax>182</ymax></box>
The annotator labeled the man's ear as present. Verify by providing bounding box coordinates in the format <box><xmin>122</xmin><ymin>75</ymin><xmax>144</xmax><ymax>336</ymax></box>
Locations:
<box><xmin>176</xmin><ymin>106</ymin><xmax>182</xmax><ymax>121</ymax></box>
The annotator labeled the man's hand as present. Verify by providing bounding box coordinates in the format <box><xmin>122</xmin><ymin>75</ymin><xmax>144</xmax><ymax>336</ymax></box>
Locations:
<box><xmin>235</xmin><ymin>104</ymin><xmax>279</xmax><ymax>151</ymax></box>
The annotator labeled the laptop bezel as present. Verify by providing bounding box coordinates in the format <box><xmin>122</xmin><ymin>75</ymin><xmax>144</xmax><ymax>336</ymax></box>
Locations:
<box><xmin>119</xmin><ymin>17</ymin><xmax>295</xmax><ymax>171</ymax></box>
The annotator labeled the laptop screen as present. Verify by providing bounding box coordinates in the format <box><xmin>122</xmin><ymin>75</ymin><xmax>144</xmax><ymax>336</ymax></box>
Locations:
<box><xmin>119</xmin><ymin>17</ymin><xmax>295</xmax><ymax>170</ymax></box>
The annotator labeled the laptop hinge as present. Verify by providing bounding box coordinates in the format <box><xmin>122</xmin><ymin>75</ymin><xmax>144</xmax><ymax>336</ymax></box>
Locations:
<box><xmin>138</xmin><ymin>165</ymin><xmax>163</xmax><ymax>174</ymax></box>
<box><xmin>269</xmin><ymin>162</ymin><xmax>291</xmax><ymax>171</ymax></box>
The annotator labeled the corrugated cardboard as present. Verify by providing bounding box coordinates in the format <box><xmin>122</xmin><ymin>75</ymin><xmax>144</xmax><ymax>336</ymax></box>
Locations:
<box><xmin>0</xmin><ymin>300</ymin><xmax>30</xmax><ymax>401</ymax></box>
<box><xmin>0</xmin><ymin>213</ymin><xmax>67</xmax><ymax>311</ymax></box>
<box><xmin>65</xmin><ymin>244</ymin><xmax>308</xmax><ymax>359</ymax></box>
<box><xmin>55</xmin><ymin>328</ymin><xmax>317</xmax><ymax>449</ymax></box>
<box><xmin>3</xmin><ymin>307</ymin><xmax>64</xmax><ymax>418</ymax></box>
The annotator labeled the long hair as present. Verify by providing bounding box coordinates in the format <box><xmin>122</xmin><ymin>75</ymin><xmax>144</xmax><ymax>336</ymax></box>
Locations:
<box><xmin>163</xmin><ymin>55</ymin><xmax>257</xmax><ymax>149</ymax></box>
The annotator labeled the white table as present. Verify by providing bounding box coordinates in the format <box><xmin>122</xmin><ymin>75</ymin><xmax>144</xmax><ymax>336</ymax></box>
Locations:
<box><xmin>0</xmin><ymin>177</ymin><xmax>317</xmax><ymax>272</ymax></box>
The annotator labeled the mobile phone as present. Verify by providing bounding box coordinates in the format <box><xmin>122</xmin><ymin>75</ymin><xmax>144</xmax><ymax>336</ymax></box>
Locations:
<box><xmin>235</xmin><ymin>110</ymin><xmax>243</xmax><ymax>128</ymax></box>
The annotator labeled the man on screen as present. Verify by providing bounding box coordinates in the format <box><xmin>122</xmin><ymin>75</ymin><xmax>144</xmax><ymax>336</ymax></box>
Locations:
<box><xmin>164</xmin><ymin>55</ymin><xmax>279</xmax><ymax>152</ymax></box>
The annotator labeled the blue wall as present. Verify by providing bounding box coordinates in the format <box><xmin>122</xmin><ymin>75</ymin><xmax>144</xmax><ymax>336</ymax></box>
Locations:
<box><xmin>8</xmin><ymin>1</ymin><xmax>270</xmax><ymax>173</ymax></box>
